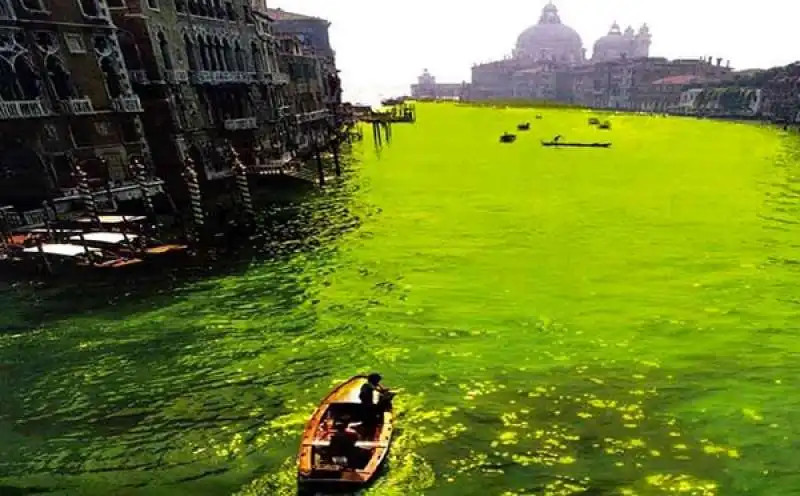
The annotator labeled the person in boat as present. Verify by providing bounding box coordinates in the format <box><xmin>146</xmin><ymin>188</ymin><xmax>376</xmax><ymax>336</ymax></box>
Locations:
<box><xmin>329</xmin><ymin>417</ymin><xmax>359</xmax><ymax>463</ymax></box>
<box><xmin>359</xmin><ymin>373</ymin><xmax>393</xmax><ymax>430</ymax></box>
<box><xmin>553</xmin><ymin>135</ymin><xmax>562</xmax><ymax>143</ymax></box>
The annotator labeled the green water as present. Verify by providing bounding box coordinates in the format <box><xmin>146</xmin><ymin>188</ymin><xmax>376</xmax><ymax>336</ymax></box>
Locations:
<box><xmin>1</xmin><ymin>105</ymin><xmax>799</xmax><ymax>495</ymax></box>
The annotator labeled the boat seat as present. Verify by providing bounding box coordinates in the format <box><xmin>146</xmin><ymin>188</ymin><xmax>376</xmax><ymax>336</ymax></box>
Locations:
<box><xmin>311</xmin><ymin>440</ymin><xmax>379</xmax><ymax>449</ymax></box>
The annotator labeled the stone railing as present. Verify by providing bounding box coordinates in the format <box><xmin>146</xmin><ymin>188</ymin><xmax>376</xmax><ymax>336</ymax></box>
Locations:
<box><xmin>223</xmin><ymin>116</ymin><xmax>257</xmax><ymax>130</ymax></box>
<box><xmin>191</xmin><ymin>70</ymin><xmax>254</xmax><ymax>85</ymax></box>
<box><xmin>296</xmin><ymin>109</ymin><xmax>329</xmax><ymax>123</ymax></box>
<box><xmin>59</xmin><ymin>97</ymin><xmax>94</xmax><ymax>115</ymax></box>
<box><xmin>0</xmin><ymin>100</ymin><xmax>50</xmax><ymax>119</ymax></box>
<box><xmin>205</xmin><ymin>167</ymin><xmax>234</xmax><ymax>180</ymax></box>
<box><xmin>111</xmin><ymin>95</ymin><xmax>143</xmax><ymax>113</ymax></box>
<box><xmin>128</xmin><ymin>70</ymin><xmax>149</xmax><ymax>84</ymax></box>
<box><xmin>190</xmin><ymin>70</ymin><xmax>214</xmax><ymax>84</ymax></box>
<box><xmin>165</xmin><ymin>70</ymin><xmax>190</xmax><ymax>84</ymax></box>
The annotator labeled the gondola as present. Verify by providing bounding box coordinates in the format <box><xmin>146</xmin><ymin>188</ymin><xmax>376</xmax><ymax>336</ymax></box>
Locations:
<box><xmin>517</xmin><ymin>122</ymin><xmax>530</xmax><ymax>131</ymax></box>
<box><xmin>500</xmin><ymin>133</ymin><xmax>517</xmax><ymax>143</ymax></box>
<box><xmin>297</xmin><ymin>376</ymin><xmax>395</xmax><ymax>489</ymax></box>
<box><xmin>541</xmin><ymin>141</ymin><xmax>611</xmax><ymax>148</ymax></box>
<box><xmin>67</xmin><ymin>231</ymin><xmax>187</xmax><ymax>259</ymax></box>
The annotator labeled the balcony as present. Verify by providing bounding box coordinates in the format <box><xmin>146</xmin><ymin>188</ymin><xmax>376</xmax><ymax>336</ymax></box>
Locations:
<box><xmin>165</xmin><ymin>70</ymin><xmax>190</xmax><ymax>84</ymax></box>
<box><xmin>190</xmin><ymin>70</ymin><xmax>214</xmax><ymax>84</ymax></box>
<box><xmin>129</xmin><ymin>70</ymin><xmax>149</xmax><ymax>84</ymax></box>
<box><xmin>111</xmin><ymin>95</ymin><xmax>143</xmax><ymax>113</ymax></box>
<box><xmin>190</xmin><ymin>70</ymin><xmax>253</xmax><ymax>85</ymax></box>
<box><xmin>274</xmin><ymin>73</ymin><xmax>290</xmax><ymax>85</ymax></box>
<box><xmin>205</xmin><ymin>167</ymin><xmax>234</xmax><ymax>180</ymax></box>
<box><xmin>223</xmin><ymin>117</ymin><xmax>258</xmax><ymax>130</ymax></box>
<box><xmin>59</xmin><ymin>97</ymin><xmax>94</xmax><ymax>115</ymax></box>
<box><xmin>296</xmin><ymin>109</ymin><xmax>329</xmax><ymax>123</ymax></box>
<box><xmin>0</xmin><ymin>100</ymin><xmax>50</xmax><ymax>119</ymax></box>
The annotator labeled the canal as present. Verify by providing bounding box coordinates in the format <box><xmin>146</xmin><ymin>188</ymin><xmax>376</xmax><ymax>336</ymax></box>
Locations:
<box><xmin>1</xmin><ymin>104</ymin><xmax>799</xmax><ymax>495</ymax></box>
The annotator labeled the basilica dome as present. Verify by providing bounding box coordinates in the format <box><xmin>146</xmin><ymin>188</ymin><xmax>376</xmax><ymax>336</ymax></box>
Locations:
<box><xmin>514</xmin><ymin>2</ymin><xmax>584</xmax><ymax>64</ymax></box>
<box><xmin>592</xmin><ymin>22</ymin><xmax>649</xmax><ymax>61</ymax></box>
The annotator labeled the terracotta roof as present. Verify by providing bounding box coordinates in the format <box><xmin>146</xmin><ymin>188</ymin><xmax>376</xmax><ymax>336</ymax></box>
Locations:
<box><xmin>652</xmin><ymin>75</ymin><xmax>701</xmax><ymax>85</ymax></box>
<box><xmin>265</xmin><ymin>8</ymin><xmax>325</xmax><ymax>22</ymax></box>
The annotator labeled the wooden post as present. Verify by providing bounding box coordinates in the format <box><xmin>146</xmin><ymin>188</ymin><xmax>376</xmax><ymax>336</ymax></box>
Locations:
<box><xmin>0</xmin><ymin>210</ymin><xmax>8</xmax><ymax>249</ymax></box>
<box><xmin>182</xmin><ymin>157</ymin><xmax>204</xmax><ymax>245</ymax></box>
<box><xmin>78</xmin><ymin>231</ymin><xmax>91</xmax><ymax>256</ymax></box>
<box><xmin>41</xmin><ymin>200</ymin><xmax>55</xmax><ymax>241</ymax></box>
<box><xmin>131</xmin><ymin>156</ymin><xmax>156</xmax><ymax>215</ymax></box>
<box><xmin>315</xmin><ymin>140</ymin><xmax>325</xmax><ymax>186</ymax></box>
<box><xmin>37</xmin><ymin>242</ymin><xmax>52</xmax><ymax>275</ymax></box>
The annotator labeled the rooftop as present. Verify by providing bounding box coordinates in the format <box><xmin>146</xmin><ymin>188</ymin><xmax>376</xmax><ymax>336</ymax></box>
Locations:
<box><xmin>266</xmin><ymin>8</ymin><xmax>326</xmax><ymax>23</ymax></box>
<box><xmin>652</xmin><ymin>75</ymin><xmax>702</xmax><ymax>85</ymax></box>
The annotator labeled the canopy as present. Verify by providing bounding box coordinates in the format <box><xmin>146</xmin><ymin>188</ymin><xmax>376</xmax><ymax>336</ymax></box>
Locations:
<box><xmin>23</xmin><ymin>244</ymin><xmax>101</xmax><ymax>256</ymax></box>
<box><xmin>69</xmin><ymin>232</ymin><xmax>139</xmax><ymax>245</ymax></box>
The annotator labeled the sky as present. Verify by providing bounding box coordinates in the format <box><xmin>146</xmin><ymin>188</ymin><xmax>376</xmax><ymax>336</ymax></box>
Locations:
<box><xmin>270</xmin><ymin>0</ymin><xmax>799</xmax><ymax>105</ymax></box>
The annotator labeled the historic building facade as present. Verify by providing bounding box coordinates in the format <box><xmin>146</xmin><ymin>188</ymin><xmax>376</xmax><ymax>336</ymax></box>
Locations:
<box><xmin>110</xmin><ymin>0</ymin><xmax>293</xmax><ymax>204</ymax></box>
<box><xmin>410</xmin><ymin>69</ymin><xmax>466</xmax><ymax>100</ymax></box>
<box><xmin>263</xmin><ymin>6</ymin><xmax>344</xmax><ymax>159</ymax></box>
<box><xmin>460</xmin><ymin>2</ymin><xmax>731</xmax><ymax>110</ymax></box>
<box><xmin>0</xmin><ymin>0</ymin><xmax>157</xmax><ymax>221</ymax></box>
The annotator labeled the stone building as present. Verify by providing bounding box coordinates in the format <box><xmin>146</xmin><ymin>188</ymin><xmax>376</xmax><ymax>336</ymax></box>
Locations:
<box><xmin>409</xmin><ymin>69</ymin><xmax>466</xmax><ymax>100</ymax></box>
<box><xmin>265</xmin><ymin>6</ymin><xmax>341</xmax><ymax>145</ymax></box>
<box><xmin>464</xmin><ymin>2</ymin><xmax>731</xmax><ymax>110</ymax></box>
<box><xmin>110</xmin><ymin>0</ymin><xmax>290</xmax><ymax>204</ymax></box>
<box><xmin>0</xmin><ymin>0</ymin><xmax>159</xmax><ymax>221</ymax></box>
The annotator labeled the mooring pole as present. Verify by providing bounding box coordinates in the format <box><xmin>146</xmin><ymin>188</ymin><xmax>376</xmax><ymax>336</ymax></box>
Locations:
<box><xmin>182</xmin><ymin>157</ymin><xmax>204</xmax><ymax>245</ymax></box>
<box><xmin>131</xmin><ymin>156</ymin><xmax>156</xmax><ymax>216</ymax></box>
<box><xmin>314</xmin><ymin>139</ymin><xmax>325</xmax><ymax>187</ymax></box>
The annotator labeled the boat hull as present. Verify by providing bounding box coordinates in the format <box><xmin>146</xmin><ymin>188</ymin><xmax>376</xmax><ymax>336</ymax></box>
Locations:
<box><xmin>297</xmin><ymin>376</ymin><xmax>394</xmax><ymax>489</ymax></box>
<box><xmin>541</xmin><ymin>141</ymin><xmax>611</xmax><ymax>148</ymax></box>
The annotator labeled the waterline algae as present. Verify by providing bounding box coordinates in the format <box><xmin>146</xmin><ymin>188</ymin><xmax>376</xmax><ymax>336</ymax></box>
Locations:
<box><xmin>1</xmin><ymin>104</ymin><xmax>799</xmax><ymax>494</ymax></box>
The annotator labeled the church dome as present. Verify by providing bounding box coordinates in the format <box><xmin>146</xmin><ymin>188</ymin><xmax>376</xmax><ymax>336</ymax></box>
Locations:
<box><xmin>514</xmin><ymin>2</ymin><xmax>584</xmax><ymax>64</ymax></box>
<box><xmin>592</xmin><ymin>22</ymin><xmax>638</xmax><ymax>61</ymax></box>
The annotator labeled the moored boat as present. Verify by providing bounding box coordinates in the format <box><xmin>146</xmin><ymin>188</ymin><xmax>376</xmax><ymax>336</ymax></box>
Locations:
<box><xmin>297</xmin><ymin>376</ymin><xmax>395</xmax><ymax>488</ymax></box>
<box><xmin>67</xmin><ymin>231</ymin><xmax>187</xmax><ymax>259</ymax></box>
<box><xmin>541</xmin><ymin>140</ymin><xmax>612</xmax><ymax>148</ymax></box>
<box><xmin>13</xmin><ymin>243</ymin><xmax>142</xmax><ymax>276</ymax></box>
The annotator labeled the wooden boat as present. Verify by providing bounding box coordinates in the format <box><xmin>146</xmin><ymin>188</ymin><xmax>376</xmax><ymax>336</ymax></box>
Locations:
<box><xmin>297</xmin><ymin>376</ymin><xmax>395</xmax><ymax>487</ymax></box>
<box><xmin>598</xmin><ymin>121</ymin><xmax>612</xmax><ymax>129</ymax></box>
<box><xmin>500</xmin><ymin>133</ymin><xmax>517</xmax><ymax>143</ymax></box>
<box><xmin>517</xmin><ymin>122</ymin><xmax>531</xmax><ymax>131</ymax></box>
<box><xmin>588</xmin><ymin>117</ymin><xmax>600</xmax><ymax>125</ymax></box>
<box><xmin>67</xmin><ymin>231</ymin><xmax>187</xmax><ymax>259</ymax></box>
<box><xmin>541</xmin><ymin>140</ymin><xmax>611</xmax><ymax>148</ymax></box>
<box><xmin>18</xmin><ymin>243</ymin><xmax>142</xmax><ymax>273</ymax></box>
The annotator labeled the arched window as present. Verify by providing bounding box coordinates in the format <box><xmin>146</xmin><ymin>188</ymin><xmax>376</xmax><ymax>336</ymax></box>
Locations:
<box><xmin>187</xmin><ymin>0</ymin><xmax>197</xmax><ymax>14</ymax></box>
<box><xmin>0</xmin><ymin>60</ymin><xmax>19</xmax><ymax>100</ymax></box>
<box><xmin>118</xmin><ymin>31</ymin><xmax>143</xmax><ymax>71</ymax></box>
<box><xmin>184</xmin><ymin>35</ymin><xmax>198</xmax><ymax>71</ymax></box>
<box><xmin>222</xmin><ymin>39</ymin><xmax>233</xmax><ymax>71</ymax></box>
<box><xmin>100</xmin><ymin>57</ymin><xmax>122</xmax><ymax>98</ymax></box>
<box><xmin>80</xmin><ymin>0</ymin><xmax>100</xmax><ymax>16</ymax></box>
<box><xmin>14</xmin><ymin>56</ymin><xmax>41</xmax><ymax>99</ymax></box>
<box><xmin>234</xmin><ymin>41</ymin><xmax>245</xmax><ymax>71</ymax></box>
<box><xmin>213</xmin><ymin>38</ymin><xmax>223</xmax><ymax>71</ymax></box>
<box><xmin>197</xmin><ymin>37</ymin><xmax>209</xmax><ymax>70</ymax></box>
<box><xmin>158</xmin><ymin>32</ymin><xmax>173</xmax><ymax>71</ymax></box>
<box><xmin>250</xmin><ymin>41</ymin><xmax>261</xmax><ymax>73</ymax></box>
<box><xmin>46</xmin><ymin>56</ymin><xmax>75</xmax><ymax>99</ymax></box>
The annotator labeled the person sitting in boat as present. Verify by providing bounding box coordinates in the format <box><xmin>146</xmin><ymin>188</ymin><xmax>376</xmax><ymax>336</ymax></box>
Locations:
<box><xmin>553</xmin><ymin>135</ymin><xmax>562</xmax><ymax>143</ymax></box>
<box><xmin>329</xmin><ymin>418</ymin><xmax>359</xmax><ymax>464</ymax></box>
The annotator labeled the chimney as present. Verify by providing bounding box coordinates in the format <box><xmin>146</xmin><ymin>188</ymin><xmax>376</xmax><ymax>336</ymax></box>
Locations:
<box><xmin>726</xmin><ymin>60</ymin><xmax>730</xmax><ymax>68</ymax></box>
<box><xmin>716</xmin><ymin>57</ymin><xmax>722</xmax><ymax>66</ymax></box>
<box><xmin>707</xmin><ymin>56</ymin><xmax>712</xmax><ymax>64</ymax></box>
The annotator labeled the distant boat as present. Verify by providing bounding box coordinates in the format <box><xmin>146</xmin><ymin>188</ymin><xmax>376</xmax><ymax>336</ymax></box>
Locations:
<box><xmin>517</xmin><ymin>122</ymin><xmax>531</xmax><ymax>131</ymax></box>
<box><xmin>500</xmin><ymin>133</ymin><xmax>517</xmax><ymax>143</ymax></box>
<box><xmin>297</xmin><ymin>376</ymin><xmax>395</xmax><ymax>489</ymax></box>
<box><xmin>541</xmin><ymin>141</ymin><xmax>611</xmax><ymax>148</ymax></box>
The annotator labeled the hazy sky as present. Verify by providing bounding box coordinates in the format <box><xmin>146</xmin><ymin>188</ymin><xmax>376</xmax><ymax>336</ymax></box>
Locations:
<box><xmin>272</xmin><ymin>0</ymin><xmax>799</xmax><ymax>105</ymax></box>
